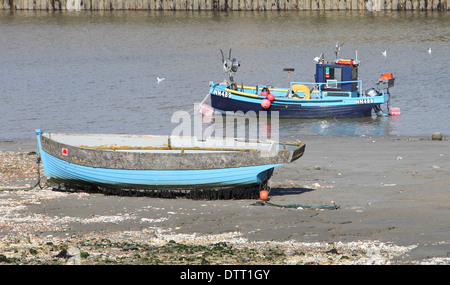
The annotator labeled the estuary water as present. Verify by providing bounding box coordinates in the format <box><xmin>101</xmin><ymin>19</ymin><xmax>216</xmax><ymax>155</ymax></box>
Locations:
<box><xmin>0</xmin><ymin>10</ymin><xmax>449</xmax><ymax>141</ymax></box>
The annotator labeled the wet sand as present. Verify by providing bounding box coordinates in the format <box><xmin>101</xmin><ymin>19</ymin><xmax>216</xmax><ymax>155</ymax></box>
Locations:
<box><xmin>0</xmin><ymin>135</ymin><xmax>449</xmax><ymax>265</ymax></box>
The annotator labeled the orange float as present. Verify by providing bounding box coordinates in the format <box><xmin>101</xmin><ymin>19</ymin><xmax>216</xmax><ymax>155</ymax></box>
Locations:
<box><xmin>259</xmin><ymin>190</ymin><xmax>269</xmax><ymax>200</ymax></box>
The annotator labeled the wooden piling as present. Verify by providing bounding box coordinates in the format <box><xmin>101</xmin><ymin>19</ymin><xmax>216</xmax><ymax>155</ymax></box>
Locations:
<box><xmin>1</xmin><ymin>0</ymin><xmax>448</xmax><ymax>10</ymax></box>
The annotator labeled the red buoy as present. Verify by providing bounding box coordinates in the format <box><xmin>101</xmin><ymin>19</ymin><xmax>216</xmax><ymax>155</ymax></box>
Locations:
<box><xmin>389</xmin><ymin>107</ymin><xmax>401</xmax><ymax>116</ymax></box>
<box><xmin>261</xmin><ymin>99</ymin><xmax>271</xmax><ymax>109</ymax></box>
<box><xmin>261</xmin><ymin>90</ymin><xmax>268</xmax><ymax>97</ymax></box>
<box><xmin>267</xmin><ymin>93</ymin><xmax>275</xmax><ymax>101</ymax></box>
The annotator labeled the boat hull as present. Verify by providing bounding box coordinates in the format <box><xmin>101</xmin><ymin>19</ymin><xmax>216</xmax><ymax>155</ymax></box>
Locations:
<box><xmin>210</xmin><ymin>84</ymin><xmax>389</xmax><ymax>118</ymax></box>
<box><xmin>39</xmin><ymin>149</ymin><xmax>277</xmax><ymax>190</ymax></box>
<box><xmin>211</xmin><ymin>94</ymin><xmax>379</xmax><ymax>118</ymax></box>
<box><xmin>36</xmin><ymin>130</ymin><xmax>305</xmax><ymax>194</ymax></box>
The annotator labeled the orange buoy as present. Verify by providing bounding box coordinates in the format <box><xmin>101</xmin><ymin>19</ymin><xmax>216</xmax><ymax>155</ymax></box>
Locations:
<box><xmin>260</xmin><ymin>190</ymin><xmax>269</xmax><ymax>201</ymax></box>
<box><xmin>261</xmin><ymin>99</ymin><xmax>271</xmax><ymax>109</ymax></box>
<box><xmin>382</xmin><ymin>72</ymin><xmax>393</xmax><ymax>79</ymax></box>
<box><xmin>267</xmin><ymin>93</ymin><xmax>275</xmax><ymax>101</ymax></box>
<box><xmin>378</xmin><ymin>73</ymin><xmax>394</xmax><ymax>81</ymax></box>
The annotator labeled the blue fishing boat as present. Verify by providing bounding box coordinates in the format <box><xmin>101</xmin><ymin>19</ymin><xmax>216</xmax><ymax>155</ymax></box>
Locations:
<box><xmin>36</xmin><ymin>129</ymin><xmax>305</xmax><ymax>199</ymax></box>
<box><xmin>209</xmin><ymin>49</ymin><xmax>396</xmax><ymax>118</ymax></box>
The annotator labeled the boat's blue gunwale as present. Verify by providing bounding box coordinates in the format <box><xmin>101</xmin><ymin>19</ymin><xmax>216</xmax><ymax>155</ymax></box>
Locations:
<box><xmin>211</xmin><ymin>83</ymin><xmax>388</xmax><ymax>106</ymax></box>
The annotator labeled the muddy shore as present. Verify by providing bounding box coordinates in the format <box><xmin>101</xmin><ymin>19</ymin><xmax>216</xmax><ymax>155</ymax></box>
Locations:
<box><xmin>0</xmin><ymin>135</ymin><xmax>449</xmax><ymax>267</ymax></box>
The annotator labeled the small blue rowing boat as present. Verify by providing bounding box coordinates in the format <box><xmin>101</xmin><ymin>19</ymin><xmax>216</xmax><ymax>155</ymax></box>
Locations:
<box><xmin>36</xmin><ymin>129</ymin><xmax>305</xmax><ymax>199</ymax></box>
<box><xmin>209</xmin><ymin>49</ymin><xmax>395</xmax><ymax>118</ymax></box>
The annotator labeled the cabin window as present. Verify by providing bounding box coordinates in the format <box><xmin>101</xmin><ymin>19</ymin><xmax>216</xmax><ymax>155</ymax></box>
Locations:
<box><xmin>324</xmin><ymin>67</ymin><xmax>342</xmax><ymax>89</ymax></box>
<box><xmin>352</xmin><ymin>66</ymin><xmax>358</xmax><ymax>80</ymax></box>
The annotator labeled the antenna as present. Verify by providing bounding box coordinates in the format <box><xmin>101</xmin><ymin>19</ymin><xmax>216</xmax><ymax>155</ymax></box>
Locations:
<box><xmin>220</xmin><ymin>49</ymin><xmax>240</xmax><ymax>82</ymax></box>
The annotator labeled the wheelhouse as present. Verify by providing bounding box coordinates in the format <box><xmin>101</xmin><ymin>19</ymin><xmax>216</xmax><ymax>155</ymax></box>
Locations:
<box><xmin>315</xmin><ymin>60</ymin><xmax>359</xmax><ymax>95</ymax></box>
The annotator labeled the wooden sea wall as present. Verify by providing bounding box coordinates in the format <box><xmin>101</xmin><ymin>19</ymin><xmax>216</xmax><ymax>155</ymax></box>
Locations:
<box><xmin>1</xmin><ymin>0</ymin><xmax>448</xmax><ymax>10</ymax></box>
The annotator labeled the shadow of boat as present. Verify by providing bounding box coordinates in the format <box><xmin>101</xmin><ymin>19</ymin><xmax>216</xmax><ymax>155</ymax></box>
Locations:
<box><xmin>268</xmin><ymin>187</ymin><xmax>316</xmax><ymax>197</ymax></box>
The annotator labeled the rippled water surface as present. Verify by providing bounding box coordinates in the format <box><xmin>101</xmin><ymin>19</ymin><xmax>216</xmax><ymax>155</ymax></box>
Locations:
<box><xmin>1</xmin><ymin>10</ymin><xmax>449</xmax><ymax>140</ymax></box>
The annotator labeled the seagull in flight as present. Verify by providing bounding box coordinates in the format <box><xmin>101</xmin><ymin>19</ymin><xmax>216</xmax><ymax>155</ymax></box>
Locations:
<box><xmin>335</xmin><ymin>42</ymin><xmax>344</xmax><ymax>59</ymax></box>
<box><xmin>381</xmin><ymin>50</ymin><xmax>387</xmax><ymax>57</ymax></box>
<box><xmin>157</xmin><ymin>77</ymin><xmax>165</xmax><ymax>83</ymax></box>
<box><xmin>427</xmin><ymin>48</ymin><xmax>431</xmax><ymax>54</ymax></box>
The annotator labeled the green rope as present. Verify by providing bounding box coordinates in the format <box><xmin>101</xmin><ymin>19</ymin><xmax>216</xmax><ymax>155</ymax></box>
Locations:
<box><xmin>252</xmin><ymin>200</ymin><xmax>339</xmax><ymax>210</ymax></box>
<box><xmin>253</xmin><ymin>186</ymin><xmax>340</xmax><ymax>210</ymax></box>
<box><xmin>263</xmin><ymin>201</ymin><xmax>340</xmax><ymax>210</ymax></box>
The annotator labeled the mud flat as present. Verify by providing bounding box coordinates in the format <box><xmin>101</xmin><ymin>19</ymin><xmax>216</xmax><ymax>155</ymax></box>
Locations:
<box><xmin>0</xmin><ymin>135</ymin><xmax>449</xmax><ymax>266</ymax></box>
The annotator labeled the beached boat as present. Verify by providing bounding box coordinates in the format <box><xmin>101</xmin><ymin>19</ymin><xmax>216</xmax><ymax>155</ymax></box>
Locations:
<box><xmin>209</xmin><ymin>49</ymin><xmax>396</xmax><ymax>118</ymax></box>
<box><xmin>36</xmin><ymin>129</ymin><xmax>305</xmax><ymax>199</ymax></box>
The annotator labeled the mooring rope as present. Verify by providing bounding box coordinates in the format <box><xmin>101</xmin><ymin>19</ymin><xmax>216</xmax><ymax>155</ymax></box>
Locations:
<box><xmin>0</xmin><ymin>151</ymin><xmax>43</xmax><ymax>192</ymax></box>
<box><xmin>186</xmin><ymin>93</ymin><xmax>211</xmax><ymax>114</ymax></box>
<box><xmin>252</xmin><ymin>186</ymin><xmax>340</xmax><ymax>210</ymax></box>
<box><xmin>260</xmin><ymin>200</ymin><xmax>340</xmax><ymax>210</ymax></box>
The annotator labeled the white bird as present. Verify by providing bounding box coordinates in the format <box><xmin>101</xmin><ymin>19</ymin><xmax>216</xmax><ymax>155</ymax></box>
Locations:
<box><xmin>335</xmin><ymin>42</ymin><xmax>343</xmax><ymax>59</ymax></box>
<box><xmin>157</xmin><ymin>77</ymin><xmax>165</xmax><ymax>83</ymax></box>
<box><xmin>314</xmin><ymin>52</ymin><xmax>324</xmax><ymax>62</ymax></box>
<box><xmin>428</xmin><ymin>48</ymin><xmax>431</xmax><ymax>54</ymax></box>
<box><xmin>381</xmin><ymin>50</ymin><xmax>387</xmax><ymax>57</ymax></box>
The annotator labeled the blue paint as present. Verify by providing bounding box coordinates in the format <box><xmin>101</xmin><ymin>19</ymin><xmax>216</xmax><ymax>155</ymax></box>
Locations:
<box><xmin>210</xmin><ymin>85</ymin><xmax>388</xmax><ymax>118</ymax></box>
<box><xmin>210</xmin><ymin>59</ymin><xmax>393</xmax><ymax>118</ymax></box>
<box><xmin>36</xmin><ymin>130</ymin><xmax>279</xmax><ymax>190</ymax></box>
